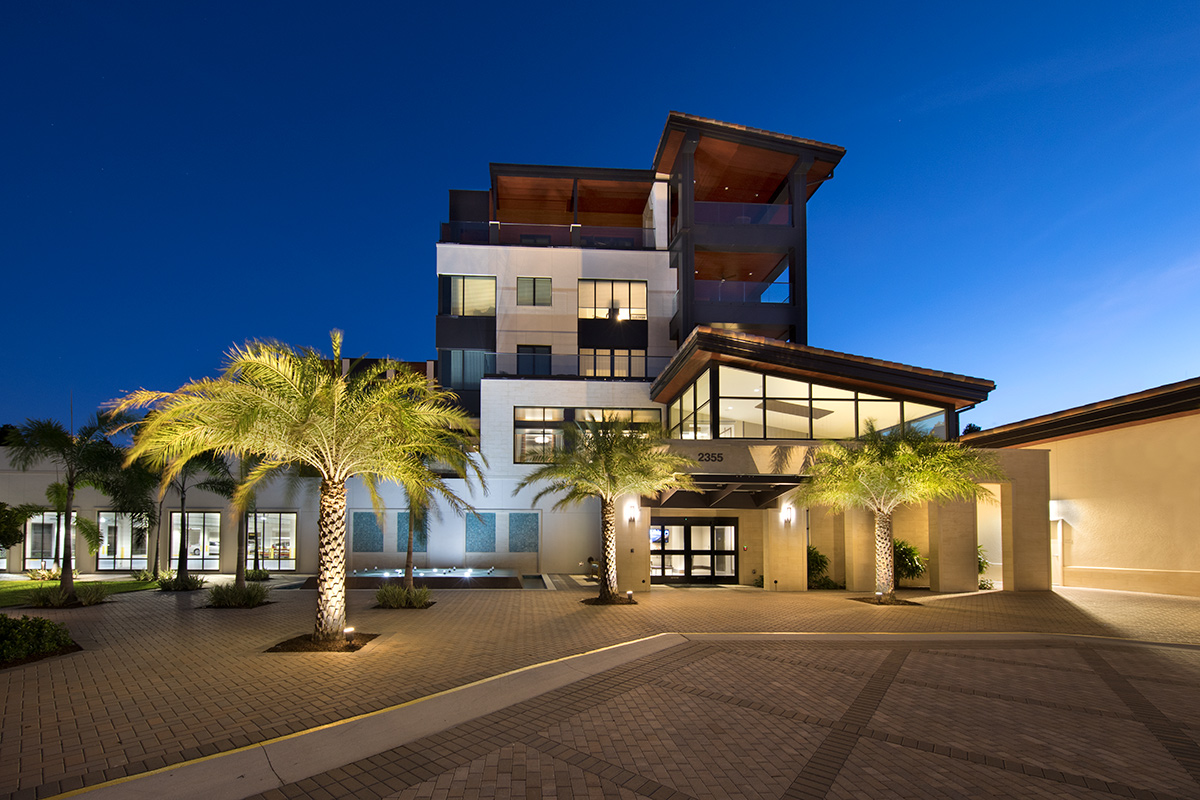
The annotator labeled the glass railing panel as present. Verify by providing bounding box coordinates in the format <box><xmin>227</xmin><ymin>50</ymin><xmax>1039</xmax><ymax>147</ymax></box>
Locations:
<box><xmin>497</xmin><ymin>223</ymin><xmax>573</xmax><ymax>247</ymax></box>
<box><xmin>489</xmin><ymin>353</ymin><xmax>672</xmax><ymax>379</ymax></box>
<box><xmin>577</xmin><ymin>226</ymin><xmax>655</xmax><ymax>250</ymax></box>
<box><xmin>692</xmin><ymin>279</ymin><xmax>791</xmax><ymax>304</ymax></box>
<box><xmin>693</xmin><ymin>202</ymin><xmax>791</xmax><ymax>226</ymax></box>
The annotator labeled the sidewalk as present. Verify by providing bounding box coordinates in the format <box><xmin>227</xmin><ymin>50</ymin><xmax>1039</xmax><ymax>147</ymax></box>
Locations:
<box><xmin>2</xmin><ymin>580</ymin><xmax>1198</xmax><ymax>799</ymax></box>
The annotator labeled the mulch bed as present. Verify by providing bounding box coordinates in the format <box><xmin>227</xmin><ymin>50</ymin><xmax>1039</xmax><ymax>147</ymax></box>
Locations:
<box><xmin>850</xmin><ymin>596</ymin><xmax>923</xmax><ymax>606</ymax></box>
<box><xmin>580</xmin><ymin>597</ymin><xmax>638</xmax><ymax>606</ymax></box>
<box><xmin>1</xmin><ymin>643</ymin><xmax>83</xmax><ymax>670</ymax></box>
<box><xmin>265</xmin><ymin>633</ymin><xmax>380</xmax><ymax>653</ymax></box>
<box><xmin>372</xmin><ymin>602</ymin><xmax>436</xmax><ymax>610</ymax></box>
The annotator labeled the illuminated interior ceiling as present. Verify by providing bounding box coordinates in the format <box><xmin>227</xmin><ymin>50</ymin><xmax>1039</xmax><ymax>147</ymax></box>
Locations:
<box><xmin>492</xmin><ymin>169</ymin><xmax>653</xmax><ymax>227</ymax></box>
<box><xmin>693</xmin><ymin>251</ymin><xmax>787</xmax><ymax>282</ymax></box>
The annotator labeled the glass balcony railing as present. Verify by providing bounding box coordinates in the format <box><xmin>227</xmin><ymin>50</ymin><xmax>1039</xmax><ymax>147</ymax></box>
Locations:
<box><xmin>693</xmin><ymin>202</ymin><xmax>791</xmax><ymax>226</ymax></box>
<box><xmin>440</xmin><ymin>222</ymin><xmax>656</xmax><ymax>250</ymax></box>
<box><xmin>693</xmin><ymin>279</ymin><xmax>791</xmax><ymax>305</ymax></box>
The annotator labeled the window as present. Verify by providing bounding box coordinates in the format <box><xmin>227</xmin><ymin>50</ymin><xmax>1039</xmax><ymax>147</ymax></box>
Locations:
<box><xmin>439</xmin><ymin>275</ymin><xmax>496</xmax><ymax>316</ymax></box>
<box><xmin>516</xmin><ymin>345</ymin><xmax>551</xmax><ymax>376</ymax></box>
<box><xmin>169</xmin><ymin>512</ymin><xmax>222</xmax><ymax>571</ymax></box>
<box><xmin>247</xmin><ymin>512</ymin><xmax>297</xmax><ymax>571</ymax></box>
<box><xmin>579</xmin><ymin>348</ymin><xmax>646</xmax><ymax>377</ymax></box>
<box><xmin>514</xmin><ymin>407</ymin><xmax>566</xmax><ymax>464</ymax></box>
<box><xmin>513</xmin><ymin>407</ymin><xmax>661</xmax><ymax>463</ymax></box>
<box><xmin>96</xmin><ymin>512</ymin><xmax>149</xmax><ymax>571</ymax></box>
<box><xmin>24</xmin><ymin>512</ymin><xmax>75</xmax><ymax>568</ymax></box>
<box><xmin>517</xmin><ymin>277</ymin><xmax>552</xmax><ymax>307</ymax></box>
<box><xmin>578</xmin><ymin>279</ymin><xmax>647</xmax><ymax>320</ymax></box>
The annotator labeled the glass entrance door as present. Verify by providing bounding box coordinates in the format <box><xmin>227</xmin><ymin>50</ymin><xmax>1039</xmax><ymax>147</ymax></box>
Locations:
<box><xmin>649</xmin><ymin>517</ymin><xmax>738</xmax><ymax>584</ymax></box>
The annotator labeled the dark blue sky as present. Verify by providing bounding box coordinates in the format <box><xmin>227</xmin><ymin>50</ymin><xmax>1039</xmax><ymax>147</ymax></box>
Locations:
<box><xmin>5</xmin><ymin>2</ymin><xmax>1199</xmax><ymax>430</ymax></box>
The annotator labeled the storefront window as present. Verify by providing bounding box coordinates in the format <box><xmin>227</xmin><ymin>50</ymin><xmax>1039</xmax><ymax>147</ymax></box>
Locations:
<box><xmin>24</xmin><ymin>512</ymin><xmax>74</xmax><ymax>569</ymax></box>
<box><xmin>169</xmin><ymin>512</ymin><xmax>222</xmax><ymax>571</ymax></box>
<box><xmin>247</xmin><ymin>512</ymin><xmax>297</xmax><ymax>571</ymax></box>
<box><xmin>96</xmin><ymin>512</ymin><xmax>149</xmax><ymax>571</ymax></box>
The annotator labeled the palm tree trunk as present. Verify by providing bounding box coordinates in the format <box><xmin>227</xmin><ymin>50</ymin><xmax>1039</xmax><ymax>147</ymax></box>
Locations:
<box><xmin>176</xmin><ymin>486</ymin><xmax>190</xmax><ymax>584</ymax></box>
<box><xmin>153</xmin><ymin>495</ymin><xmax>166</xmax><ymax>578</ymax></box>
<box><xmin>60</xmin><ymin>484</ymin><xmax>76</xmax><ymax>599</ymax></box>
<box><xmin>235</xmin><ymin>510</ymin><xmax>247</xmax><ymax>590</ymax></box>
<box><xmin>252</xmin><ymin>512</ymin><xmax>261</xmax><ymax>572</ymax></box>
<box><xmin>874</xmin><ymin>510</ymin><xmax>895</xmax><ymax>602</ymax></box>
<box><xmin>53</xmin><ymin>511</ymin><xmax>62</xmax><ymax>567</ymax></box>
<box><xmin>598</xmin><ymin>499</ymin><xmax>618</xmax><ymax>602</ymax></box>
<box><xmin>314</xmin><ymin>478</ymin><xmax>348</xmax><ymax>641</ymax></box>
<box><xmin>403</xmin><ymin>508</ymin><xmax>415</xmax><ymax>590</ymax></box>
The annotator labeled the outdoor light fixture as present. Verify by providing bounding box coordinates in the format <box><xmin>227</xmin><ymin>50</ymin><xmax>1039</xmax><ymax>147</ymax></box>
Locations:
<box><xmin>626</xmin><ymin>590</ymin><xmax>633</xmax><ymax>603</ymax></box>
<box><xmin>344</xmin><ymin>626</ymin><xmax>355</xmax><ymax>642</ymax></box>
<box><xmin>781</xmin><ymin>505</ymin><xmax>794</xmax><ymax>524</ymax></box>
<box><xmin>626</xmin><ymin>502</ymin><xmax>639</xmax><ymax>525</ymax></box>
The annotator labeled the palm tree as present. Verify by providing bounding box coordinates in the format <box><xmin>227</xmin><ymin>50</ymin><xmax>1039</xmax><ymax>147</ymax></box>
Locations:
<box><xmin>515</xmin><ymin>417</ymin><xmax>697</xmax><ymax>603</ymax></box>
<box><xmin>6</xmin><ymin>415</ymin><xmax>124</xmax><ymax>599</ymax></box>
<box><xmin>111</xmin><ymin>330</ymin><xmax>483</xmax><ymax>641</ymax></box>
<box><xmin>796</xmin><ymin>422</ymin><xmax>1004</xmax><ymax>603</ymax></box>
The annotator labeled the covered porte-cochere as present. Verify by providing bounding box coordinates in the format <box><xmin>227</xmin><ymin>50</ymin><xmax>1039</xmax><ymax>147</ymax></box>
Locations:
<box><xmin>608</xmin><ymin>327</ymin><xmax>1053</xmax><ymax>594</ymax></box>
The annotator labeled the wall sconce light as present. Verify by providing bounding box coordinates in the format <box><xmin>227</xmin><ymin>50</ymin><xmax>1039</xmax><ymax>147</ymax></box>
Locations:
<box><xmin>781</xmin><ymin>505</ymin><xmax>794</xmax><ymax>524</ymax></box>
<box><xmin>626</xmin><ymin>503</ymin><xmax>639</xmax><ymax>525</ymax></box>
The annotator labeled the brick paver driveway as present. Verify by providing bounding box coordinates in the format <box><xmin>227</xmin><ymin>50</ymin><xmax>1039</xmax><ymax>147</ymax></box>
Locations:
<box><xmin>2</xmin><ymin>578</ymin><xmax>1199</xmax><ymax>799</ymax></box>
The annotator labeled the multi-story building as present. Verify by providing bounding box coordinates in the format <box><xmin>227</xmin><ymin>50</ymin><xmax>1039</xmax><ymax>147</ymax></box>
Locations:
<box><xmin>2</xmin><ymin>113</ymin><xmax>1054</xmax><ymax>594</ymax></box>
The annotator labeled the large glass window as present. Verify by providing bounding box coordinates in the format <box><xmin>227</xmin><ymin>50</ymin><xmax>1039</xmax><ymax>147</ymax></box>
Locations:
<box><xmin>169</xmin><ymin>512</ymin><xmax>222</xmax><ymax>571</ymax></box>
<box><xmin>24</xmin><ymin>512</ymin><xmax>75</xmax><ymax>568</ymax></box>
<box><xmin>578</xmin><ymin>279</ymin><xmax>647</xmax><ymax>320</ymax></box>
<box><xmin>96</xmin><ymin>512</ymin><xmax>149</xmax><ymax>571</ymax></box>
<box><xmin>247</xmin><ymin>512</ymin><xmax>297</xmax><ymax>571</ymax></box>
<box><xmin>439</xmin><ymin>275</ymin><xmax>496</xmax><ymax>317</ymax></box>
<box><xmin>579</xmin><ymin>348</ymin><xmax>646</xmax><ymax>377</ymax></box>
<box><xmin>668</xmin><ymin>365</ymin><xmax>949</xmax><ymax>440</ymax></box>
<box><xmin>517</xmin><ymin>277</ymin><xmax>552</xmax><ymax>307</ymax></box>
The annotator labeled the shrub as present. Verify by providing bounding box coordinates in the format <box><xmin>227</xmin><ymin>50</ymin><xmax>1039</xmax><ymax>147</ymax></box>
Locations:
<box><xmin>158</xmin><ymin>574</ymin><xmax>207</xmax><ymax>591</ymax></box>
<box><xmin>807</xmin><ymin>545</ymin><xmax>830</xmax><ymax>582</ymax></box>
<box><xmin>208</xmin><ymin>582</ymin><xmax>270</xmax><ymax>608</ymax></box>
<box><xmin>131</xmin><ymin>568</ymin><xmax>172</xmax><ymax>582</ymax></box>
<box><xmin>75</xmin><ymin>583</ymin><xmax>111</xmax><ymax>606</ymax></box>
<box><xmin>893</xmin><ymin>539</ymin><xmax>927</xmax><ymax>581</ymax></box>
<box><xmin>26</xmin><ymin>584</ymin><xmax>70</xmax><ymax>607</ymax></box>
<box><xmin>977</xmin><ymin>545</ymin><xmax>990</xmax><ymax>575</ymax></box>
<box><xmin>979</xmin><ymin>577</ymin><xmax>995</xmax><ymax>590</ymax></box>
<box><xmin>810</xmin><ymin>575</ymin><xmax>846</xmax><ymax>590</ymax></box>
<box><xmin>376</xmin><ymin>583</ymin><xmax>432</xmax><ymax>608</ymax></box>
<box><xmin>245</xmin><ymin>569</ymin><xmax>271</xmax><ymax>582</ymax></box>
<box><xmin>0</xmin><ymin>615</ymin><xmax>74</xmax><ymax>662</ymax></box>
<box><xmin>753</xmin><ymin>575</ymin><xmax>764</xmax><ymax>588</ymax></box>
<box><xmin>25</xmin><ymin>566</ymin><xmax>78</xmax><ymax>581</ymax></box>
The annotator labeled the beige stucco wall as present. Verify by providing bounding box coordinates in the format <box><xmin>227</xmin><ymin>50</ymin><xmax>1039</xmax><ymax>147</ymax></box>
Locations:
<box><xmin>1019</xmin><ymin>413</ymin><xmax>1200</xmax><ymax>596</ymax></box>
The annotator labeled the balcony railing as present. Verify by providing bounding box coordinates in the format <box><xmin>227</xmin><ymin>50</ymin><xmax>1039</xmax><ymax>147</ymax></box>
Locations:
<box><xmin>693</xmin><ymin>201</ymin><xmax>791</xmax><ymax>226</ymax></box>
<box><xmin>693</xmin><ymin>279</ymin><xmax>791</xmax><ymax>305</ymax></box>
<box><xmin>440</xmin><ymin>221</ymin><xmax>656</xmax><ymax>250</ymax></box>
<box><xmin>492</xmin><ymin>352</ymin><xmax>671</xmax><ymax>378</ymax></box>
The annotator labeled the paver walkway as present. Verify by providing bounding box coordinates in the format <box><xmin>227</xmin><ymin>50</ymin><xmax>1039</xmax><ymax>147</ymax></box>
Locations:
<box><xmin>1</xmin><ymin>578</ymin><xmax>1199</xmax><ymax>799</ymax></box>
